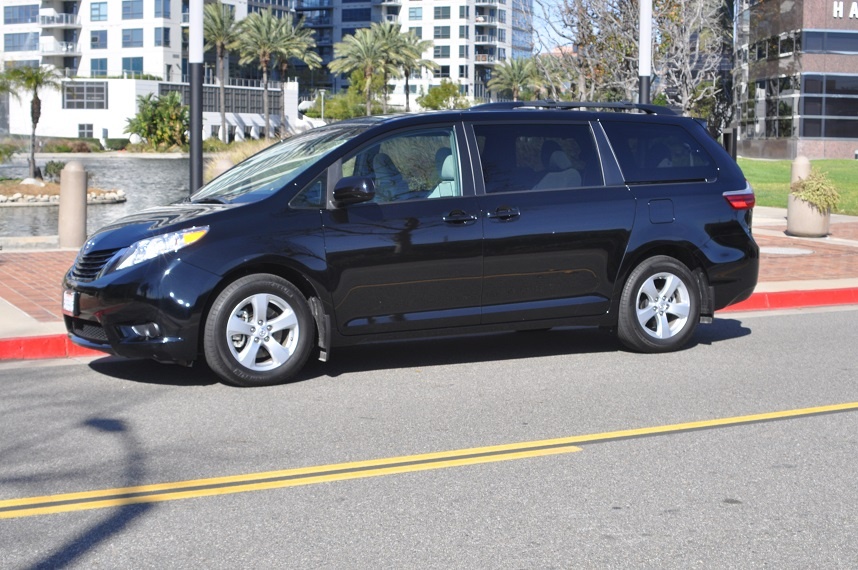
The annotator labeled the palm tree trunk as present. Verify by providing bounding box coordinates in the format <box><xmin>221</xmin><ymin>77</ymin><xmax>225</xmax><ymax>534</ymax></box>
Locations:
<box><xmin>365</xmin><ymin>69</ymin><xmax>373</xmax><ymax>117</ymax></box>
<box><xmin>382</xmin><ymin>71</ymin><xmax>388</xmax><ymax>114</ymax></box>
<box><xmin>219</xmin><ymin>47</ymin><xmax>227</xmax><ymax>143</ymax></box>
<box><xmin>263</xmin><ymin>69</ymin><xmax>270</xmax><ymax>138</ymax></box>
<box><xmin>29</xmin><ymin>125</ymin><xmax>37</xmax><ymax>179</ymax></box>
<box><xmin>405</xmin><ymin>70</ymin><xmax>411</xmax><ymax>113</ymax></box>
<box><xmin>281</xmin><ymin>62</ymin><xmax>289</xmax><ymax>137</ymax></box>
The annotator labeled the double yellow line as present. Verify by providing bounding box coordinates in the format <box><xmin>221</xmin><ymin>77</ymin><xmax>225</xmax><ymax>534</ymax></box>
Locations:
<box><xmin>3</xmin><ymin>401</ymin><xmax>856</xmax><ymax>519</ymax></box>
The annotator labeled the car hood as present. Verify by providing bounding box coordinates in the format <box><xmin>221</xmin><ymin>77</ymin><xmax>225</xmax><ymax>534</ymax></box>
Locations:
<box><xmin>85</xmin><ymin>202</ymin><xmax>233</xmax><ymax>251</ymax></box>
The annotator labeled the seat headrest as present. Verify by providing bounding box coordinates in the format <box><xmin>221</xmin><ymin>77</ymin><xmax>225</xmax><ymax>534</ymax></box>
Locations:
<box><xmin>548</xmin><ymin>150</ymin><xmax>573</xmax><ymax>171</ymax></box>
<box><xmin>440</xmin><ymin>155</ymin><xmax>455</xmax><ymax>180</ymax></box>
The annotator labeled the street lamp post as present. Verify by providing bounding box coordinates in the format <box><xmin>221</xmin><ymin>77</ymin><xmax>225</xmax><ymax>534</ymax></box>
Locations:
<box><xmin>639</xmin><ymin>0</ymin><xmax>652</xmax><ymax>105</ymax></box>
<box><xmin>189</xmin><ymin>0</ymin><xmax>203</xmax><ymax>194</ymax></box>
<box><xmin>320</xmin><ymin>89</ymin><xmax>326</xmax><ymax>121</ymax></box>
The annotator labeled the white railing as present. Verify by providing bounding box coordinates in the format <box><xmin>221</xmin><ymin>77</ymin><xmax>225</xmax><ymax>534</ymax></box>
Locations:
<box><xmin>41</xmin><ymin>40</ymin><xmax>79</xmax><ymax>54</ymax></box>
<box><xmin>40</xmin><ymin>13</ymin><xmax>80</xmax><ymax>26</ymax></box>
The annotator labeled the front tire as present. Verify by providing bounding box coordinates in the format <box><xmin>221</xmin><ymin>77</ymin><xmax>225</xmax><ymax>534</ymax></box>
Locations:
<box><xmin>617</xmin><ymin>256</ymin><xmax>700</xmax><ymax>353</ymax></box>
<box><xmin>204</xmin><ymin>274</ymin><xmax>314</xmax><ymax>387</ymax></box>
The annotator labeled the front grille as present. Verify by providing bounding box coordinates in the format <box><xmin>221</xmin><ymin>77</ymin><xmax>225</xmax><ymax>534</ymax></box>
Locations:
<box><xmin>71</xmin><ymin>249</ymin><xmax>120</xmax><ymax>282</ymax></box>
<box><xmin>69</xmin><ymin>318</ymin><xmax>108</xmax><ymax>342</ymax></box>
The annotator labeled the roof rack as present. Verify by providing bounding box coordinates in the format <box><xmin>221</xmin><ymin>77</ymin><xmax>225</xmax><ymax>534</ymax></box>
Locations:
<box><xmin>468</xmin><ymin>100</ymin><xmax>677</xmax><ymax>116</ymax></box>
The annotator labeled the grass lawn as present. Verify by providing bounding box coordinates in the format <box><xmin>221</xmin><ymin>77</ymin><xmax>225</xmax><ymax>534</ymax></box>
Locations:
<box><xmin>738</xmin><ymin>158</ymin><xmax>858</xmax><ymax>216</ymax></box>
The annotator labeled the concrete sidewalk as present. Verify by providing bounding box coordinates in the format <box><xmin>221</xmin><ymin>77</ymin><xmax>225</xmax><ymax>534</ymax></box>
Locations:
<box><xmin>1</xmin><ymin>205</ymin><xmax>857</xmax><ymax>361</ymax></box>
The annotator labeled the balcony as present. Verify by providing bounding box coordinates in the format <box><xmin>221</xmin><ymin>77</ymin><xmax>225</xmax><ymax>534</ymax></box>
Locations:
<box><xmin>40</xmin><ymin>13</ymin><xmax>81</xmax><ymax>28</ymax></box>
<box><xmin>304</xmin><ymin>17</ymin><xmax>333</xmax><ymax>27</ymax></box>
<box><xmin>474</xmin><ymin>54</ymin><xmax>497</xmax><ymax>64</ymax></box>
<box><xmin>374</xmin><ymin>0</ymin><xmax>402</xmax><ymax>5</ymax></box>
<box><xmin>41</xmin><ymin>40</ymin><xmax>80</xmax><ymax>56</ymax></box>
<box><xmin>474</xmin><ymin>35</ymin><xmax>497</xmax><ymax>44</ymax></box>
<box><xmin>475</xmin><ymin>15</ymin><xmax>497</xmax><ymax>25</ymax></box>
<box><xmin>384</xmin><ymin>14</ymin><xmax>398</xmax><ymax>22</ymax></box>
<box><xmin>181</xmin><ymin>12</ymin><xmax>189</xmax><ymax>25</ymax></box>
<box><xmin>475</xmin><ymin>0</ymin><xmax>498</xmax><ymax>5</ymax></box>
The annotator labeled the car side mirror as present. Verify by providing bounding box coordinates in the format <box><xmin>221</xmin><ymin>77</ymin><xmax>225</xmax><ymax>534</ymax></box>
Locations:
<box><xmin>333</xmin><ymin>176</ymin><xmax>375</xmax><ymax>207</ymax></box>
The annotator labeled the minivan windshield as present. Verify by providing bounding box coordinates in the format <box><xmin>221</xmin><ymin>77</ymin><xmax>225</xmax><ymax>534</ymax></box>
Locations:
<box><xmin>191</xmin><ymin>124</ymin><xmax>368</xmax><ymax>204</ymax></box>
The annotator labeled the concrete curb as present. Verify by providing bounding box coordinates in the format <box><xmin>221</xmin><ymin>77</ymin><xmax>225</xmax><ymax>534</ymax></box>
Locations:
<box><xmin>2</xmin><ymin>287</ymin><xmax>857</xmax><ymax>362</ymax></box>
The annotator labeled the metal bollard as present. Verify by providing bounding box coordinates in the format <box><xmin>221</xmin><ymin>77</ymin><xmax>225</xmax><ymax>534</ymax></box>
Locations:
<box><xmin>58</xmin><ymin>161</ymin><xmax>88</xmax><ymax>249</ymax></box>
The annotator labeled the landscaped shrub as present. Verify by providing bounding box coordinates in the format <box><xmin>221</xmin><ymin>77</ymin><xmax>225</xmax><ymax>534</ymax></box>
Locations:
<box><xmin>105</xmin><ymin>138</ymin><xmax>130</xmax><ymax>151</ymax></box>
<box><xmin>44</xmin><ymin>160</ymin><xmax>66</xmax><ymax>182</ymax></box>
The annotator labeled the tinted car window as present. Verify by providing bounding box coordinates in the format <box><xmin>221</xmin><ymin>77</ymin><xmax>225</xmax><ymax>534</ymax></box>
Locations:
<box><xmin>341</xmin><ymin>127</ymin><xmax>461</xmax><ymax>203</ymax></box>
<box><xmin>601</xmin><ymin>121</ymin><xmax>717</xmax><ymax>184</ymax></box>
<box><xmin>472</xmin><ymin>122</ymin><xmax>603</xmax><ymax>193</ymax></box>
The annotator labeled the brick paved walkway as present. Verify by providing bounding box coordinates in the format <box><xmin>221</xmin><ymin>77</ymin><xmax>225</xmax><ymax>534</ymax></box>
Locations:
<box><xmin>1</xmin><ymin>221</ymin><xmax>857</xmax><ymax>323</ymax></box>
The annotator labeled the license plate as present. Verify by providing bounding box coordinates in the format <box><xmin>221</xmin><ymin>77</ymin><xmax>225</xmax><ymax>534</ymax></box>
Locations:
<box><xmin>62</xmin><ymin>290</ymin><xmax>78</xmax><ymax>316</ymax></box>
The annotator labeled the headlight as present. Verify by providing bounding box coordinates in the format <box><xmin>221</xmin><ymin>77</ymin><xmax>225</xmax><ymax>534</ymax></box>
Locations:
<box><xmin>115</xmin><ymin>226</ymin><xmax>209</xmax><ymax>271</ymax></box>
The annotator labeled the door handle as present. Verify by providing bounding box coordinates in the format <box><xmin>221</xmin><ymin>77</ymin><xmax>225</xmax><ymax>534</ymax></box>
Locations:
<box><xmin>443</xmin><ymin>210</ymin><xmax>478</xmax><ymax>225</ymax></box>
<box><xmin>486</xmin><ymin>206</ymin><xmax>521</xmax><ymax>221</ymax></box>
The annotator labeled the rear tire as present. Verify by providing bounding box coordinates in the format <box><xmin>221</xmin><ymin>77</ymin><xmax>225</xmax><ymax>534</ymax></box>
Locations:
<box><xmin>204</xmin><ymin>274</ymin><xmax>314</xmax><ymax>387</ymax></box>
<box><xmin>617</xmin><ymin>256</ymin><xmax>700</xmax><ymax>353</ymax></box>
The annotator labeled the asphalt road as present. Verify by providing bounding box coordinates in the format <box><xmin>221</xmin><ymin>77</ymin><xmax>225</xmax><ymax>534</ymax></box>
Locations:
<box><xmin>1</xmin><ymin>307</ymin><xmax>857</xmax><ymax>569</ymax></box>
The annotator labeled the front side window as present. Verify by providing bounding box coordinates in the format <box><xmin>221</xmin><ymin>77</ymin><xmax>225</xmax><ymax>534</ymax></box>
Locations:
<box><xmin>472</xmin><ymin>122</ymin><xmax>603</xmax><ymax>193</ymax></box>
<box><xmin>601</xmin><ymin>121</ymin><xmax>717</xmax><ymax>184</ymax></box>
<box><xmin>340</xmin><ymin>127</ymin><xmax>461</xmax><ymax>203</ymax></box>
<box><xmin>194</xmin><ymin>124</ymin><xmax>369</xmax><ymax>204</ymax></box>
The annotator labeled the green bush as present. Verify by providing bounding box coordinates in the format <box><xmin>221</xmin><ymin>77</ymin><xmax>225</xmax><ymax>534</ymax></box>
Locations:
<box><xmin>202</xmin><ymin>137</ymin><xmax>229</xmax><ymax>153</ymax></box>
<box><xmin>105</xmin><ymin>138</ymin><xmax>130</xmax><ymax>151</ymax></box>
<box><xmin>791</xmin><ymin>168</ymin><xmax>841</xmax><ymax>213</ymax></box>
<box><xmin>44</xmin><ymin>160</ymin><xmax>66</xmax><ymax>182</ymax></box>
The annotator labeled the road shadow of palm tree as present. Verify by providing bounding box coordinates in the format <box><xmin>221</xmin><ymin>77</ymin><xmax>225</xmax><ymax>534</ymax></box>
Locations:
<box><xmin>30</xmin><ymin>417</ymin><xmax>154</xmax><ymax>570</ymax></box>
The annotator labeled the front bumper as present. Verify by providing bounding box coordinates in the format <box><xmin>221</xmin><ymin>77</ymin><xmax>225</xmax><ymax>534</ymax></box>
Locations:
<box><xmin>63</xmin><ymin>256</ymin><xmax>221</xmax><ymax>363</ymax></box>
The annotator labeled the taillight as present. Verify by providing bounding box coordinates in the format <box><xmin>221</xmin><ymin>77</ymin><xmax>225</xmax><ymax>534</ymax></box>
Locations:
<box><xmin>723</xmin><ymin>183</ymin><xmax>756</xmax><ymax>210</ymax></box>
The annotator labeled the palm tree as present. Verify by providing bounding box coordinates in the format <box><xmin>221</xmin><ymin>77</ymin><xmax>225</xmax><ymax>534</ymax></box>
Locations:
<box><xmin>487</xmin><ymin>57</ymin><xmax>542</xmax><ymax>102</ymax></box>
<box><xmin>370</xmin><ymin>22</ymin><xmax>408</xmax><ymax>114</ymax></box>
<box><xmin>399</xmin><ymin>31</ymin><xmax>437</xmax><ymax>112</ymax></box>
<box><xmin>7</xmin><ymin>65</ymin><xmax>62</xmax><ymax>178</ymax></box>
<box><xmin>329</xmin><ymin>27</ymin><xmax>388</xmax><ymax>116</ymax></box>
<box><xmin>204</xmin><ymin>0</ymin><xmax>239</xmax><ymax>143</ymax></box>
<box><xmin>274</xmin><ymin>13</ymin><xmax>322</xmax><ymax>131</ymax></box>
<box><xmin>235</xmin><ymin>9</ymin><xmax>282</xmax><ymax>138</ymax></box>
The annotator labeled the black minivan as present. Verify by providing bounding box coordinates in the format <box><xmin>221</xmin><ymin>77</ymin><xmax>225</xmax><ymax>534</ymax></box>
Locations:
<box><xmin>63</xmin><ymin>102</ymin><xmax>758</xmax><ymax>386</ymax></box>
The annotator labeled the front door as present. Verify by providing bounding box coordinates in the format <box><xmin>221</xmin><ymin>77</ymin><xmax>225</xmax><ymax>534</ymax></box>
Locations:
<box><xmin>323</xmin><ymin>124</ymin><xmax>484</xmax><ymax>336</ymax></box>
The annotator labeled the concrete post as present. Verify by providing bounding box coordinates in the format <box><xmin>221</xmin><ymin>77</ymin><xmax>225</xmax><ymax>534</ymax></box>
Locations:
<box><xmin>791</xmin><ymin>155</ymin><xmax>811</xmax><ymax>184</ymax></box>
<box><xmin>58</xmin><ymin>161</ymin><xmax>87</xmax><ymax>248</ymax></box>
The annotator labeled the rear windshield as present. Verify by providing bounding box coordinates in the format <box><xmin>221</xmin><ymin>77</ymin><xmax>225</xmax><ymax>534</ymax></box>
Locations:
<box><xmin>602</xmin><ymin>121</ymin><xmax>717</xmax><ymax>184</ymax></box>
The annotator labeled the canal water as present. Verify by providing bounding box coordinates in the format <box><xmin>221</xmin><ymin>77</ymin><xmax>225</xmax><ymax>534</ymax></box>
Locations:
<box><xmin>0</xmin><ymin>156</ymin><xmax>191</xmax><ymax>237</ymax></box>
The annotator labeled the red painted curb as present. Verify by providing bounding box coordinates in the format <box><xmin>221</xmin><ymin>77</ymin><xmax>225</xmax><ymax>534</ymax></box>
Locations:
<box><xmin>0</xmin><ymin>335</ymin><xmax>103</xmax><ymax>361</ymax></box>
<box><xmin>721</xmin><ymin>287</ymin><xmax>858</xmax><ymax>313</ymax></box>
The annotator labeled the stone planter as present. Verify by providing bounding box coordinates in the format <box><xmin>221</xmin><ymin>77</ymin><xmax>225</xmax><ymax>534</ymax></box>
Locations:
<box><xmin>786</xmin><ymin>194</ymin><xmax>830</xmax><ymax>237</ymax></box>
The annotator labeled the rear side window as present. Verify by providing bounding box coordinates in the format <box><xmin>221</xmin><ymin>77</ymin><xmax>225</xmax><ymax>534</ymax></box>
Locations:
<box><xmin>602</xmin><ymin>122</ymin><xmax>717</xmax><ymax>184</ymax></box>
<box><xmin>472</xmin><ymin>123</ymin><xmax>603</xmax><ymax>193</ymax></box>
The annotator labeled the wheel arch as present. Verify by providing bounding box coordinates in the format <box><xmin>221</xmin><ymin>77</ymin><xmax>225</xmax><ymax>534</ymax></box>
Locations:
<box><xmin>610</xmin><ymin>241</ymin><xmax>712</xmax><ymax>322</ymax></box>
<box><xmin>197</xmin><ymin>259</ymin><xmax>329</xmax><ymax>356</ymax></box>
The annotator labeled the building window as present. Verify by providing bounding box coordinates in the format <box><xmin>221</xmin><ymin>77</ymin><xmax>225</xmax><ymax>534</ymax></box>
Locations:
<box><xmin>434</xmin><ymin>26</ymin><xmax>450</xmax><ymax>39</ymax></box>
<box><xmin>91</xmin><ymin>2</ymin><xmax>107</xmax><ymax>21</ymax></box>
<box><xmin>458</xmin><ymin>65</ymin><xmax>468</xmax><ymax>78</ymax></box>
<box><xmin>459</xmin><ymin>5</ymin><xmax>469</xmax><ymax>18</ymax></box>
<box><xmin>409</xmin><ymin>27</ymin><xmax>422</xmax><ymax>39</ymax></box>
<box><xmin>4</xmin><ymin>5</ymin><xmax>39</xmax><ymax>25</ymax></box>
<box><xmin>4</xmin><ymin>32</ymin><xmax>39</xmax><ymax>52</ymax></box>
<box><xmin>459</xmin><ymin>25</ymin><xmax>469</xmax><ymax>39</ymax></box>
<box><xmin>434</xmin><ymin>45</ymin><xmax>450</xmax><ymax>58</ymax></box>
<box><xmin>459</xmin><ymin>84</ymin><xmax>468</xmax><ymax>95</ymax></box>
<box><xmin>122</xmin><ymin>57</ymin><xmax>144</xmax><ymax>76</ymax></box>
<box><xmin>434</xmin><ymin>6</ymin><xmax>450</xmax><ymax>19</ymax></box>
<box><xmin>342</xmin><ymin>9</ymin><xmax>371</xmax><ymax>22</ymax></box>
<box><xmin>498</xmin><ymin>9</ymin><xmax>506</xmax><ymax>24</ymax></box>
<box><xmin>63</xmin><ymin>82</ymin><xmax>108</xmax><ymax>110</ymax></box>
<box><xmin>498</xmin><ymin>29</ymin><xmax>506</xmax><ymax>43</ymax></box>
<box><xmin>409</xmin><ymin>7</ymin><xmax>422</xmax><ymax>20</ymax></box>
<box><xmin>91</xmin><ymin>30</ymin><xmax>107</xmax><ymax>50</ymax></box>
<box><xmin>91</xmin><ymin>58</ymin><xmax>107</xmax><ymax>77</ymax></box>
<box><xmin>155</xmin><ymin>0</ymin><xmax>171</xmax><ymax>18</ymax></box>
<box><xmin>123</xmin><ymin>28</ymin><xmax>144</xmax><ymax>48</ymax></box>
<box><xmin>434</xmin><ymin>65</ymin><xmax>450</xmax><ymax>79</ymax></box>
<box><xmin>459</xmin><ymin>45</ymin><xmax>469</xmax><ymax>58</ymax></box>
<box><xmin>122</xmin><ymin>0</ymin><xmax>143</xmax><ymax>20</ymax></box>
<box><xmin>803</xmin><ymin>30</ymin><xmax>858</xmax><ymax>54</ymax></box>
<box><xmin>79</xmin><ymin>124</ymin><xmax>94</xmax><ymax>138</ymax></box>
<box><xmin>155</xmin><ymin>27</ymin><xmax>170</xmax><ymax>47</ymax></box>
